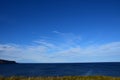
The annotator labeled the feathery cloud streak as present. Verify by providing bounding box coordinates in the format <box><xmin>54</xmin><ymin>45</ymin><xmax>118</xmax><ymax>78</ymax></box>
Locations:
<box><xmin>0</xmin><ymin>32</ymin><xmax>120</xmax><ymax>63</ymax></box>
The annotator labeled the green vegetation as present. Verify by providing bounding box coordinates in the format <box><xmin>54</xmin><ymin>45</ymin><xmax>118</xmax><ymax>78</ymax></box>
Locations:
<box><xmin>0</xmin><ymin>76</ymin><xmax>120</xmax><ymax>80</ymax></box>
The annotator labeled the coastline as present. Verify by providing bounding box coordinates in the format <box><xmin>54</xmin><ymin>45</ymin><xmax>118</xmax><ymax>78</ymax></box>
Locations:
<box><xmin>0</xmin><ymin>59</ymin><xmax>16</xmax><ymax>64</ymax></box>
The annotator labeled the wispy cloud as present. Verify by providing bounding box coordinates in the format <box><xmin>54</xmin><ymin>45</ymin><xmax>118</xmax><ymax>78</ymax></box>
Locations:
<box><xmin>0</xmin><ymin>32</ymin><xmax>120</xmax><ymax>63</ymax></box>
<box><xmin>52</xmin><ymin>30</ymin><xmax>62</xmax><ymax>34</ymax></box>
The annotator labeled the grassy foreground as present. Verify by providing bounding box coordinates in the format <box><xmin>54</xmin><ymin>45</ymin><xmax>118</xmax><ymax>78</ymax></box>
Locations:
<box><xmin>0</xmin><ymin>76</ymin><xmax>120</xmax><ymax>80</ymax></box>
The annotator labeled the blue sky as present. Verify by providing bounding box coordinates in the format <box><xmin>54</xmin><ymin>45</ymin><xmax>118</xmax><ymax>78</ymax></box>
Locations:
<box><xmin>0</xmin><ymin>0</ymin><xmax>120</xmax><ymax>63</ymax></box>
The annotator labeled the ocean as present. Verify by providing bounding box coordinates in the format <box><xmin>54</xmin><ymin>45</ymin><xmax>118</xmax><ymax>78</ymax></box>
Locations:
<box><xmin>0</xmin><ymin>63</ymin><xmax>120</xmax><ymax>77</ymax></box>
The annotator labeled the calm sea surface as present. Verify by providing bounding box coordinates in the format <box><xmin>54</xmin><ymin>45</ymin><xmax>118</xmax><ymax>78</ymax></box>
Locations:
<box><xmin>0</xmin><ymin>63</ymin><xmax>120</xmax><ymax>77</ymax></box>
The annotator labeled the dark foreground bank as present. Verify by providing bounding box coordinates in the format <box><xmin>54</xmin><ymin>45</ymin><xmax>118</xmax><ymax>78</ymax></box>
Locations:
<box><xmin>0</xmin><ymin>76</ymin><xmax>120</xmax><ymax>80</ymax></box>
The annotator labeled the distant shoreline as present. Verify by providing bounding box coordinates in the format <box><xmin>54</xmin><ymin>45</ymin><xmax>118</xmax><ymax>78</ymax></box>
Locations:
<box><xmin>0</xmin><ymin>59</ymin><xmax>16</xmax><ymax>64</ymax></box>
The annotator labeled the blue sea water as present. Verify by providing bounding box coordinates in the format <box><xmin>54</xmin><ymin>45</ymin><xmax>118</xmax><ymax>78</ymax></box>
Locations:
<box><xmin>0</xmin><ymin>63</ymin><xmax>120</xmax><ymax>77</ymax></box>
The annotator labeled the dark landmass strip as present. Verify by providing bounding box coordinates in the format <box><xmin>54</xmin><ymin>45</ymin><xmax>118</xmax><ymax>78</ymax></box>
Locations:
<box><xmin>0</xmin><ymin>76</ymin><xmax>120</xmax><ymax>80</ymax></box>
<box><xmin>0</xmin><ymin>59</ymin><xmax>16</xmax><ymax>64</ymax></box>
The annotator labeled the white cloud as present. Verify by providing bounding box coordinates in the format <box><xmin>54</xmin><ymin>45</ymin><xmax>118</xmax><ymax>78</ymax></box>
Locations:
<box><xmin>0</xmin><ymin>32</ymin><xmax>120</xmax><ymax>63</ymax></box>
<box><xmin>52</xmin><ymin>30</ymin><xmax>62</xmax><ymax>34</ymax></box>
<box><xmin>34</xmin><ymin>40</ymin><xmax>56</xmax><ymax>49</ymax></box>
<box><xmin>0</xmin><ymin>41</ymin><xmax>120</xmax><ymax>63</ymax></box>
